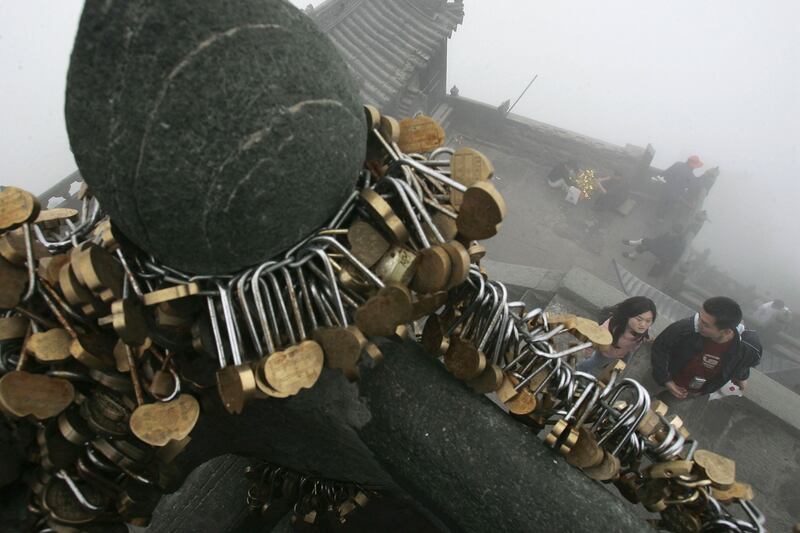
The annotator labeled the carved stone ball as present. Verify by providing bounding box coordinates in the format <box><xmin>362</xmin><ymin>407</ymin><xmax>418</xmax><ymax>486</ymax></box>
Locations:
<box><xmin>66</xmin><ymin>0</ymin><xmax>366</xmax><ymax>274</ymax></box>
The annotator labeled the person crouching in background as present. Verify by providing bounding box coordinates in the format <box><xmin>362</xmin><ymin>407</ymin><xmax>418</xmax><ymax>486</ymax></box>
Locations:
<box><xmin>547</xmin><ymin>160</ymin><xmax>579</xmax><ymax>192</ymax></box>
<box><xmin>577</xmin><ymin>296</ymin><xmax>657</xmax><ymax>373</ymax></box>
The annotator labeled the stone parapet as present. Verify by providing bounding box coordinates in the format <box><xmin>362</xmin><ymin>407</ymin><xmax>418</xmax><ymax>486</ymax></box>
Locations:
<box><xmin>481</xmin><ymin>259</ymin><xmax>564</xmax><ymax>309</ymax></box>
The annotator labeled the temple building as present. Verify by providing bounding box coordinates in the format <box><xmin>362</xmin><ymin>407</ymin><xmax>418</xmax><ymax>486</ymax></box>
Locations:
<box><xmin>306</xmin><ymin>0</ymin><xmax>464</xmax><ymax>117</ymax></box>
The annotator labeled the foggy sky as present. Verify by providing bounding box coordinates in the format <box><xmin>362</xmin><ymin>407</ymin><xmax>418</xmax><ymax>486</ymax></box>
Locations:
<box><xmin>1</xmin><ymin>0</ymin><xmax>797</xmax><ymax>304</ymax></box>
<box><xmin>442</xmin><ymin>1</ymin><xmax>799</xmax><ymax>305</ymax></box>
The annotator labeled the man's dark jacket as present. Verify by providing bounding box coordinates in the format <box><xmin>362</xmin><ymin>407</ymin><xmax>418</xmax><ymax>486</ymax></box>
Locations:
<box><xmin>661</xmin><ymin>161</ymin><xmax>695</xmax><ymax>198</ymax></box>
<box><xmin>651</xmin><ymin>316</ymin><xmax>762</xmax><ymax>394</ymax></box>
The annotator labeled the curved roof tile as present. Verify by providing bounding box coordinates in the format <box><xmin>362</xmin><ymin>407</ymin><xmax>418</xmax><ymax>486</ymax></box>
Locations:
<box><xmin>308</xmin><ymin>0</ymin><xmax>464</xmax><ymax>110</ymax></box>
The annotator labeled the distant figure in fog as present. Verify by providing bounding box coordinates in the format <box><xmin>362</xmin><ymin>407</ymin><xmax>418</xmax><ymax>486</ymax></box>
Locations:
<box><xmin>621</xmin><ymin>223</ymin><xmax>686</xmax><ymax>276</ymax></box>
<box><xmin>751</xmin><ymin>299</ymin><xmax>792</xmax><ymax>347</ymax></box>
<box><xmin>547</xmin><ymin>160</ymin><xmax>578</xmax><ymax>192</ymax></box>
<box><xmin>577</xmin><ymin>296</ymin><xmax>657</xmax><ymax>373</ymax></box>
<box><xmin>657</xmin><ymin>155</ymin><xmax>703</xmax><ymax>218</ymax></box>
<box><xmin>497</xmin><ymin>99</ymin><xmax>511</xmax><ymax>115</ymax></box>
<box><xmin>651</xmin><ymin>296</ymin><xmax>762</xmax><ymax>401</ymax></box>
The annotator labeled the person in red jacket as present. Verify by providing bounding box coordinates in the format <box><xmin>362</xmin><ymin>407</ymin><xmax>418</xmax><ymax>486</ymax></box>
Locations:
<box><xmin>651</xmin><ymin>296</ymin><xmax>762</xmax><ymax>400</ymax></box>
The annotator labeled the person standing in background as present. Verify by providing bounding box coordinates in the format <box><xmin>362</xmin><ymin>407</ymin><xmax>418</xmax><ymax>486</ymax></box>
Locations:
<box><xmin>657</xmin><ymin>155</ymin><xmax>703</xmax><ymax>219</ymax></box>
<box><xmin>750</xmin><ymin>299</ymin><xmax>792</xmax><ymax>348</ymax></box>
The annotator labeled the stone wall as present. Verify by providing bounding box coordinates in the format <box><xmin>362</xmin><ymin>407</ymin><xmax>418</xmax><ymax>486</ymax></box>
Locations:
<box><xmin>442</xmin><ymin>95</ymin><xmax>652</xmax><ymax>183</ymax></box>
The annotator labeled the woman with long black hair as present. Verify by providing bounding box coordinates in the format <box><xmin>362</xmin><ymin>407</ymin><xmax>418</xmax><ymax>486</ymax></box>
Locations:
<box><xmin>576</xmin><ymin>296</ymin><xmax>657</xmax><ymax>372</ymax></box>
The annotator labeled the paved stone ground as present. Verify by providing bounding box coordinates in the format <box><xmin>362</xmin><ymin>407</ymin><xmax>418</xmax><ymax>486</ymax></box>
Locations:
<box><xmin>455</xmin><ymin>134</ymin><xmax>668</xmax><ymax>293</ymax></box>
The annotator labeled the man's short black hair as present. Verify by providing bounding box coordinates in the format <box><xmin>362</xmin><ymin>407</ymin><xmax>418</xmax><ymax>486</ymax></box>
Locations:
<box><xmin>703</xmin><ymin>297</ymin><xmax>742</xmax><ymax>331</ymax></box>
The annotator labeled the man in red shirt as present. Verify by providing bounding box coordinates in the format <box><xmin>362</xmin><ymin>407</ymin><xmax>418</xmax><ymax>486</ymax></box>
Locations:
<box><xmin>651</xmin><ymin>297</ymin><xmax>762</xmax><ymax>400</ymax></box>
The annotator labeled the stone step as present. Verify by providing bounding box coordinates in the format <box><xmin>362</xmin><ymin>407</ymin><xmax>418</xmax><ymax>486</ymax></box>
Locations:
<box><xmin>481</xmin><ymin>258</ymin><xmax>564</xmax><ymax>306</ymax></box>
<box><xmin>555</xmin><ymin>266</ymin><xmax>626</xmax><ymax>315</ymax></box>
<box><xmin>430</xmin><ymin>102</ymin><xmax>453</xmax><ymax>130</ymax></box>
<box><xmin>778</xmin><ymin>330</ymin><xmax>800</xmax><ymax>352</ymax></box>
<box><xmin>682</xmin><ymin>279</ymin><xmax>715</xmax><ymax>300</ymax></box>
<box><xmin>772</xmin><ymin>342</ymin><xmax>800</xmax><ymax>365</ymax></box>
<box><xmin>677</xmin><ymin>289</ymin><xmax>704</xmax><ymax>309</ymax></box>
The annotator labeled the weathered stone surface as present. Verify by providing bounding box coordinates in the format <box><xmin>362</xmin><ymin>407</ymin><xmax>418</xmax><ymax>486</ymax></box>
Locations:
<box><xmin>745</xmin><ymin>370</ymin><xmax>800</xmax><ymax>430</ymax></box>
<box><xmin>357</xmin><ymin>340</ymin><xmax>645</xmax><ymax>532</ymax></box>
<box><xmin>482</xmin><ymin>258</ymin><xmax>553</xmax><ymax>290</ymax></box>
<box><xmin>136</xmin><ymin>455</ymin><xmax>445</xmax><ymax>533</ymax></box>
<box><xmin>482</xmin><ymin>258</ymin><xmax>565</xmax><ymax>306</ymax></box>
<box><xmin>66</xmin><ymin>0</ymin><xmax>366</xmax><ymax>273</ymax></box>
<box><xmin>557</xmin><ymin>267</ymin><xmax>627</xmax><ymax>315</ymax></box>
<box><xmin>130</xmin><ymin>455</ymin><xmax>254</xmax><ymax>533</ymax></box>
<box><xmin>170</xmin><ymin>339</ymin><xmax>645</xmax><ymax>532</ymax></box>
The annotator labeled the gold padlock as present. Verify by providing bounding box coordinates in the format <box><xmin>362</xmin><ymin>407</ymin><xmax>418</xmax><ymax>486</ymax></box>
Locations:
<box><xmin>647</xmin><ymin>459</ymin><xmax>694</xmax><ymax>479</ymax></box>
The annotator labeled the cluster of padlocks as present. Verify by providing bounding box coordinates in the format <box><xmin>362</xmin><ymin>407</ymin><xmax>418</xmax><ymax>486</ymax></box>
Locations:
<box><xmin>244</xmin><ymin>462</ymin><xmax>378</xmax><ymax>527</ymax></box>
<box><xmin>0</xmin><ymin>105</ymin><xmax>763</xmax><ymax>531</ymax></box>
<box><xmin>422</xmin><ymin>274</ymin><xmax>763</xmax><ymax>531</ymax></box>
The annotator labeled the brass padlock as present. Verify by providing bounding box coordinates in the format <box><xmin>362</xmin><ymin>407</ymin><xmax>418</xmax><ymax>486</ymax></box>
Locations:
<box><xmin>693</xmin><ymin>449</ymin><xmax>735</xmax><ymax>488</ymax></box>
<box><xmin>373</xmin><ymin>246</ymin><xmax>419</xmax><ymax>286</ymax></box>
<box><xmin>647</xmin><ymin>459</ymin><xmax>694</xmax><ymax>479</ymax></box>
<box><xmin>636</xmin><ymin>400</ymin><xmax>668</xmax><ymax>437</ymax></box>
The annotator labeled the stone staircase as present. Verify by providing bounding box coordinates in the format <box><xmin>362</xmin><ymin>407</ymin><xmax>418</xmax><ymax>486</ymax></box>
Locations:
<box><xmin>429</xmin><ymin>101</ymin><xmax>453</xmax><ymax>132</ymax></box>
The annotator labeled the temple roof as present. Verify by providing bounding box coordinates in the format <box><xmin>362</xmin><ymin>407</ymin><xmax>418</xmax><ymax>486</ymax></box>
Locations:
<box><xmin>307</xmin><ymin>0</ymin><xmax>464</xmax><ymax>108</ymax></box>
